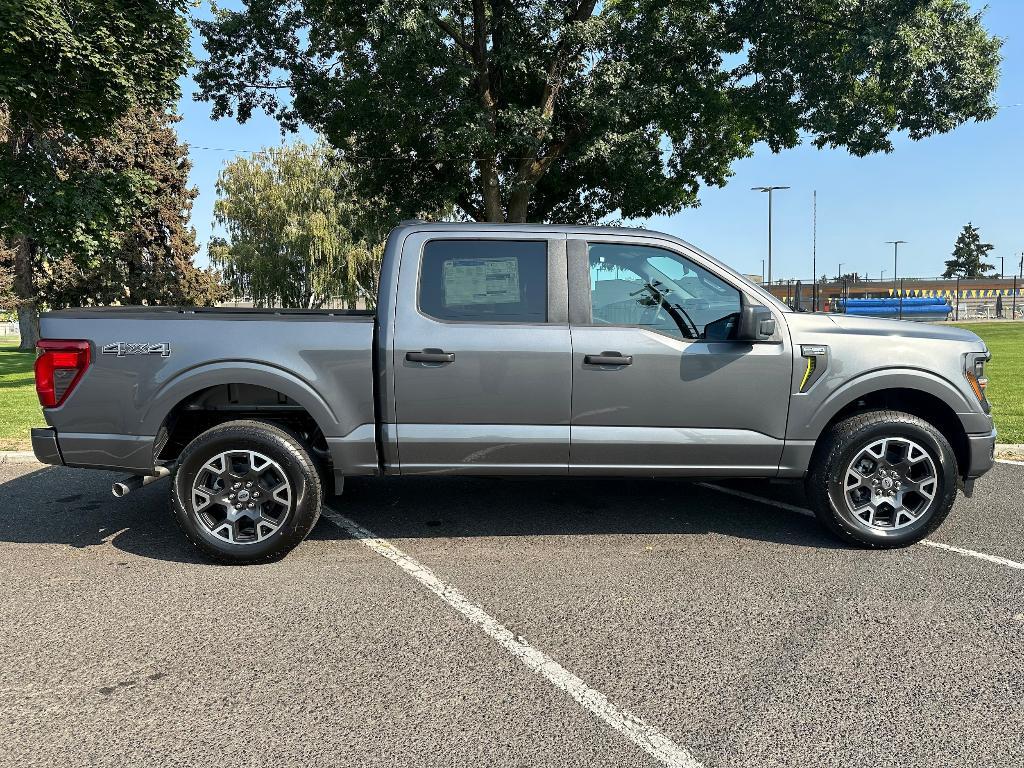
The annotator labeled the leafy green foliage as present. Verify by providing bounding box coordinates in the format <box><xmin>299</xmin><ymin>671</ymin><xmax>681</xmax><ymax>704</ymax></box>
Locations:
<box><xmin>211</xmin><ymin>142</ymin><xmax>388</xmax><ymax>308</ymax></box>
<box><xmin>1</xmin><ymin>0</ymin><xmax>193</xmax><ymax>346</ymax></box>
<box><xmin>943</xmin><ymin>223</ymin><xmax>995</xmax><ymax>279</ymax></box>
<box><xmin>0</xmin><ymin>0</ymin><xmax>190</xmax><ymax>138</ymax></box>
<box><xmin>196</xmin><ymin>0</ymin><xmax>1001</xmax><ymax>223</ymax></box>
<box><xmin>37</xmin><ymin>108</ymin><xmax>228</xmax><ymax>308</ymax></box>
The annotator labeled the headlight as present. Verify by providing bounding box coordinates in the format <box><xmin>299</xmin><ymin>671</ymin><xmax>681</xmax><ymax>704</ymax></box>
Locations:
<box><xmin>964</xmin><ymin>352</ymin><xmax>990</xmax><ymax>409</ymax></box>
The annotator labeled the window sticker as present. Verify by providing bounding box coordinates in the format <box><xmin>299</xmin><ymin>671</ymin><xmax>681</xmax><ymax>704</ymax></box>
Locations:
<box><xmin>443</xmin><ymin>257</ymin><xmax>521</xmax><ymax>306</ymax></box>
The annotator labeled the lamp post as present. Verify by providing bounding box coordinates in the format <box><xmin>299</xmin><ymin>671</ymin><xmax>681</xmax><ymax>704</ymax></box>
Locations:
<box><xmin>885</xmin><ymin>240</ymin><xmax>907</xmax><ymax>297</ymax></box>
<box><xmin>811</xmin><ymin>190</ymin><xmax>817</xmax><ymax>311</ymax></box>
<box><xmin>751</xmin><ymin>185</ymin><xmax>790</xmax><ymax>287</ymax></box>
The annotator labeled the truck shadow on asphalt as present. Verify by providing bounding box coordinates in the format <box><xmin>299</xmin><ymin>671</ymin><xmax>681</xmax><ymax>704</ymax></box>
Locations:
<box><xmin>0</xmin><ymin>467</ymin><xmax>840</xmax><ymax>564</ymax></box>
<box><xmin>311</xmin><ymin>474</ymin><xmax>841</xmax><ymax>550</ymax></box>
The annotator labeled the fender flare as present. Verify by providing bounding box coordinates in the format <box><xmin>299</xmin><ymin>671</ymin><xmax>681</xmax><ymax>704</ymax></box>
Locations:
<box><xmin>793</xmin><ymin>367</ymin><xmax>974</xmax><ymax>442</ymax></box>
<box><xmin>141</xmin><ymin>361</ymin><xmax>341</xmax><ymax>438</ymax></box>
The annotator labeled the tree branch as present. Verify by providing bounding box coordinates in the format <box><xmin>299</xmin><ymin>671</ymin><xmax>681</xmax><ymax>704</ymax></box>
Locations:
<box><xmin>431</xmin><ymin>16</ymin><xmax>474</xmax><ymax>55</ymax></box>
<box><xmin>457</xmin><ymin>193</ymin><xmax>484</xmax><ymax>221</ymax></box>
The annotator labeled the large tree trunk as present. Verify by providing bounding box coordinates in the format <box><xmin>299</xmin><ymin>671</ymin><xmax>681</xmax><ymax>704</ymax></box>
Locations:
<box><xmin>13</xmin><ymin>234</ymin><xmax>39</xmax><ymax>350</ymax></box>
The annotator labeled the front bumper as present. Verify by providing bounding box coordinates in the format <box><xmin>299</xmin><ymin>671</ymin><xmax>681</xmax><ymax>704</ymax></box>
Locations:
<box><xmin>31</xmin><ymin>427</ymin><xmax>63</xmax><ymax>466</ymax></box>
<box><xmin>965</xmin><ymin>428</ymin><xmax>997</xmax><ymax>478</ymax></box>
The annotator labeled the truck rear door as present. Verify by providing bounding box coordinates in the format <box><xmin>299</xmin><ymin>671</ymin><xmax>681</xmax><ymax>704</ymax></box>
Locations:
<box><xmin>389</xmin><ymin>230</ymin><xmax>571</xmax><ymax>474</ymax></box>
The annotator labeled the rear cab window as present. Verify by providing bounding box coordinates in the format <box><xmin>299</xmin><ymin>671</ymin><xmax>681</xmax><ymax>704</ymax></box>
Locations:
<box><xmin>419</xmin><ymin>240</ymin><xmax>547</xmax><ymax>323</ymax></box>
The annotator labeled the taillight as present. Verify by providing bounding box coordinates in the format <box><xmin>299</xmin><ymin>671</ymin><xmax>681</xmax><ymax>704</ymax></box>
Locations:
<box><xmin>35</xmin><ymin>340</ymin><xmax>91</xmax><ymax>408</ymax></box>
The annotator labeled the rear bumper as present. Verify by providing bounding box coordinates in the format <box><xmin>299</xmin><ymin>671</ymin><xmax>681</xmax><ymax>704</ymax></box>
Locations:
<box><xmin>30</xmin><ymin>428</ymin><xmax>155</xmax><ymax>474</ymax></box>
<box><xmin>965</xmin><ymin>428</ymin><xmax>997</xmax><ymax>478</ymax></box>
<box><xmin>31</xmin><ymin>427</ymin><xmax>63</xmax><ymax>466</ymax></box>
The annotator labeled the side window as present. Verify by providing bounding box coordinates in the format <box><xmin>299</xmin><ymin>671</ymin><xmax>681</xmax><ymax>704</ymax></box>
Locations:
<box><xmin>419</xmin><ymin>240</ymin><xmax>547</xmax><ymax>323</ymax></box>
<box><xmin>588</xmin><ymin>243</ymin><xmax>742</xmax><ymax>341</ymax></box>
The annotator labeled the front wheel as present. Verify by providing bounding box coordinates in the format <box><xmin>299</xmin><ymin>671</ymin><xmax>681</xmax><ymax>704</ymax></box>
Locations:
<box><xmin>805</xmin><ymin>410</ymin><xmax>958</xmax><ymax>548</ymax></box>
<box><xmin>171</xmin><ymin>419</ymin><xmax>323</xmax><ymax>563</ymax></box>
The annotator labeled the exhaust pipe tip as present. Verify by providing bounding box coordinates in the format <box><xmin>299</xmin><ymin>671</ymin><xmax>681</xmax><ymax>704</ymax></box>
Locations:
<box><xmin>111</xmin><ymin>482</ymin><xmax>133</xmax><ymax>498</ymax></box>
<box><xmin>111</xmin><ymin>465</ymin><xmax>173</xmax><ymax>498</ymax></box>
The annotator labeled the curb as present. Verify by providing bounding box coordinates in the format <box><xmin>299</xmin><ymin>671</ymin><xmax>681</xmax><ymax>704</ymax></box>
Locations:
<box><xmin>995</xmin><ymin>444</ymin><xmax>1024</xmax><ymax>461</ymax></box>
<box><xmin>0</xmin><ymin>451</ymin><xmax>41</xmax><ymax>465</ymax></box>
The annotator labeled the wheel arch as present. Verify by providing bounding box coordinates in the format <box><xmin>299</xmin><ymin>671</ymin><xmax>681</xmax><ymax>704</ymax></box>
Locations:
<box><xmin>806</xmin><ymin>378</ymin><xmax>971</xmax><ymax>479</ymax></box>
<box><xmin>146</xmin><ymin>363</ymin><xmax>340</xmax><ymax>463</ymax></box>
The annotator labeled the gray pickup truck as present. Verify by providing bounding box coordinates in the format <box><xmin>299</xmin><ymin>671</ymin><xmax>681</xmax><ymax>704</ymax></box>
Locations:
<box><xmin>31</xmin><ymin>222</ymin><xmax>996</xmax><ymax>562</ymax></box>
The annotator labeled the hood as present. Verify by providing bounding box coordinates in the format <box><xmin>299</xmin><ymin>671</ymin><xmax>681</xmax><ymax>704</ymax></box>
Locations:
<box><xmin>824</xmin><ymin>314</ymin><xmax>984</xmax><ymax>345</ymax></box>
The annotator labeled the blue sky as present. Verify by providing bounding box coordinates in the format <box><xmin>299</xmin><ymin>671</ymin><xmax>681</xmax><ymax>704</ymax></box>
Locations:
<box><xmin>177</xmin><ymin>2</ymin><xmax>1023</xmax><ymax>281</ymax></box>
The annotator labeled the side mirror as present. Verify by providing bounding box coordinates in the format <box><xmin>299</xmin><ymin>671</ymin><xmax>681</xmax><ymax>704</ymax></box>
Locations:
<box><xmin>736</xmin><ymin>304</ymin><xmax>776</xmax><ymax>342</ymax></box>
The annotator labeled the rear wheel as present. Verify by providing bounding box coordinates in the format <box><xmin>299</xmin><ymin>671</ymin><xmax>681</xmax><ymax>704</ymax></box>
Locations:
<box><xmin>805</xmin><ymin>410</ymin><xmax>958</xmax><ymax>548</ymax></box>
<box><xmin>171</xmin><ymin>419</ymin><xmax>322</xmax><ymax>563</ymax></box>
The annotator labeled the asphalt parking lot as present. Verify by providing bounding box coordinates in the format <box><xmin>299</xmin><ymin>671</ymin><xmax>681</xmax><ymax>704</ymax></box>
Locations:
<box><xmin>1</xmin><ymin>461</ymin><xmax>1022</xmax><ymax>768</ymax></box>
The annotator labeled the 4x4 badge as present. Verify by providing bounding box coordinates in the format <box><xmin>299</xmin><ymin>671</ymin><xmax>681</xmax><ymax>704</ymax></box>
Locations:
<box><xmin>102</xmin><ymin>342</ymin><xmax>171</xmax><ymax>357</ymax></box>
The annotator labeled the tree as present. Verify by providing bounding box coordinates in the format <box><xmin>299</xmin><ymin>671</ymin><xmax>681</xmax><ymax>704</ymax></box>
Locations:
<box><xmin>196</xmin><ymin>0</ymin><xmax>1000</xmax><ymax>226</ymax></box>
<box><xmin>0</xmin><ymin>240</ymin><xmax>14</xmax><ymax>315</ymax></box>
<box><xmin>0</xmin><ymin>0</ymin><xmax>191</xmax><ymax>348</ymax></box>
<box><xmin>38</xmin><ymin>108</ymin><xmax>228</xmax><ymax>309</ymax></box>
<box><xmin>211</xmin><ymin>142</ymin><xmax>387</xmax><ymax>309</ymax></box>
<box><xmin>942</xmin><ymin>223</ymin><xmax>994</xmax><ymax>279</ymax></box>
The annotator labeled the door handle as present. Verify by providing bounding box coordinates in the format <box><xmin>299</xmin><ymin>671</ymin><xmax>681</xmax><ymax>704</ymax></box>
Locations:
<box><xmin>406</xmin><ymin>349</ymin><xmax>455</xmax><ymax>363</ymax></box>
<box><xmin>584</xmin><ymin>352</ymin><xmax>633</xmax><ymax>366</ymax></box>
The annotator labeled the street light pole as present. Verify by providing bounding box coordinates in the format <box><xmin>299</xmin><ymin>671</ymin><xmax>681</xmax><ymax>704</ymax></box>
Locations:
<box><xmin>885</xmin><ymin>240</ymin><xmax>907</xmax><ymax>297</ymax></box>
<box><xmin>811</xmin><ymin>190</ymin><xmax>817</xmax><ymax>312</ymax></box>
<box><xmin>752</xmin><ymin>185</ymin><xmax>790</xmax><ymax>287</ymax></box>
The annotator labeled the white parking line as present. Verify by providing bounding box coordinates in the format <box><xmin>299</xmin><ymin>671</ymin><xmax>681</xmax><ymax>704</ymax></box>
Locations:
<box><xmin>996</xmin><ymin>458</ymin><xmax>1024</xmax><ymax>466</ymax></box>
<box><xmin>698</xmin><ymin>483</ymin><xmax>1024</xmax><ymax>572</ymax></box>
<box><xmin>320</xmin><ymin>507</ymin><xmax>704</xmax><ymax>768</ymax></box>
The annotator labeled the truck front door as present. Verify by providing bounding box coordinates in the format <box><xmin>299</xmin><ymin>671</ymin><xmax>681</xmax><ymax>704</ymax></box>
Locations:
<box><xmin>566</xmin><ymin>233</ymin><xmax>793</xmax><ymax>476</ymax></box>
<box><xmin>390</xmin><ymin>230</ymin><xmax>572</xmax><ymax>474</ymax></box>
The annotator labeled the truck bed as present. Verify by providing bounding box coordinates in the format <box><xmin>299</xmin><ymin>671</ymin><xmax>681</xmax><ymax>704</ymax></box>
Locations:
<box><xmin>38</xmin><ymin>307</ymin><xmax>378</xmax><ymax>476</ymax></box>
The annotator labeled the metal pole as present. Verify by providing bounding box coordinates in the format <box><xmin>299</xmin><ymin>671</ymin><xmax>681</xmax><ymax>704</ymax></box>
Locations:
<box><xmin>899</xmin><ymin>278</ymin><xmax>904</xmax><ymax>320</ymax></box>
<box><xmin>956</xmin><ymin>277</ymin><xmax>960</xmax><ymax>321</ymax></box>
<box><xmin>812</xmin><ymin>190</ymin><xmax>817</xmax><ymax>312</ymax></box>
<box><xmin>761</xmin><ymin>259</ymin><xmax>765</xmax><ymax>284</ymax></box>
<box><xmin>767</xmin><ymin>190</ymin><xmax>773</xmax><ymax>286</ymax></box>
<box><xmin>1013</xmin><ymin>275</ymin><xmax>1017</xmax><ymax>320</ymax></box>
<box><xmin>894</xmin><ymin>243</ymin><xmax>898</xmax><ymax>298</ymax></box>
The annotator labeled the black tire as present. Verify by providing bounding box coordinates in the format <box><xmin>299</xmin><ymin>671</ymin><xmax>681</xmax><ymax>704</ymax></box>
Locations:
<box><xmin>170</xmin><ymin>419</ymin><xmax>323</xmax><ymax>564</ymax></box>
<box><xmin>805</xmin><ymin>409</ymin><xmax>958</xmax><ymax>548</ymax></box>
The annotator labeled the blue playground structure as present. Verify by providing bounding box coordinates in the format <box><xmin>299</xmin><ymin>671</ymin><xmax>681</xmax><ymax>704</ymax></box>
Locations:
<box><xmin>834</xmin><ymin>296</ymin><xmax>953</xmax><ymax>320</ymax></box>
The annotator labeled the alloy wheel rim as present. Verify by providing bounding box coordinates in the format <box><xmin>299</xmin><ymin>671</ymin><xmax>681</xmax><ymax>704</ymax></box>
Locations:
<box><xmin>190</xmin><ymin>450</ymin><xmax>292</xmax><ymax>545</ymax></box>
<box><xmin>842</xmin><ymin>437</ymin><xmax>938</xmax><ymax>531</ymax></box>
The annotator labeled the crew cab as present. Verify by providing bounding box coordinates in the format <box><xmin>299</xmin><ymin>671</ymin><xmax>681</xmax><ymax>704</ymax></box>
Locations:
<box><xmin>31</xmin><ymin>222</ymin><xmax>996</xmax><ymax>562</ymax></box>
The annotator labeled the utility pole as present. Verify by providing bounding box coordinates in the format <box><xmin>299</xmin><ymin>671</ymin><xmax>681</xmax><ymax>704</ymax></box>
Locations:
<box><xmin>1000</xmin><ymin>256</ymin><xmax>1004</xmax><ymax>279</ymax></box>
<box><xmin>751</xmin><ymin>185</ymin><xmax>790</xmax><ymax>287</ymax></box>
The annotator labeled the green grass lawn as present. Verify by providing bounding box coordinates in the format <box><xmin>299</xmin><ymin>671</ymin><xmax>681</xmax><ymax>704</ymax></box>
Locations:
<box><xmin>0</xmin><ymin>324</ymin><xmax>1022</xmax><ymax>452</ymax></box>
<box><xmin>0</xmin><ymin>340</ymin><xmax>43</xmax><ymax>450</ymax></box>
<box><xmin>951</xmin><ymin>322</ymin><xmax>1024</xmax><ymax>444</ymax></box>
